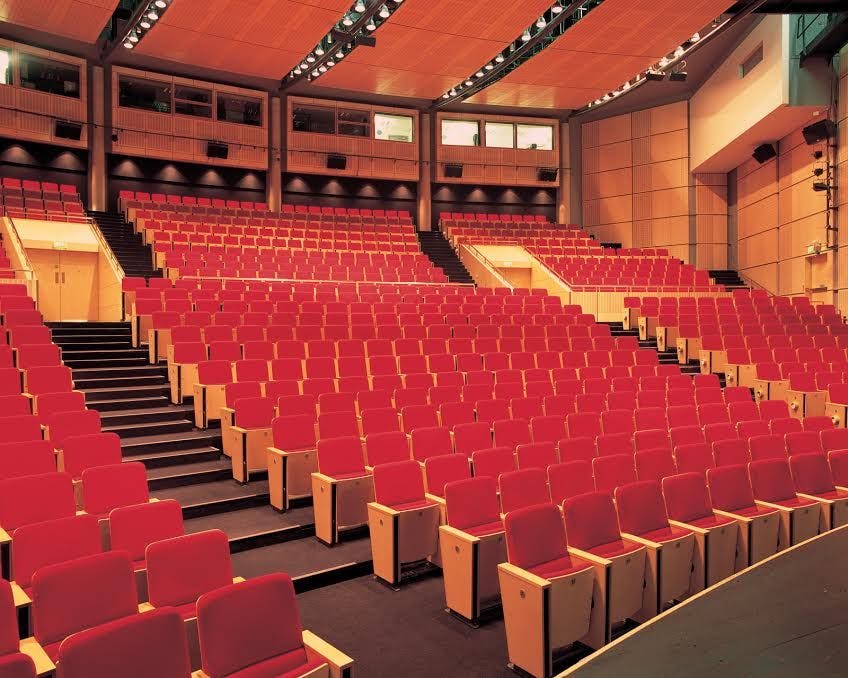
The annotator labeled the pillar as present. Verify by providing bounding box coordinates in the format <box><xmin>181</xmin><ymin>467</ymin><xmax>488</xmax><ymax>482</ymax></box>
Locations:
<box><xmin>267</xmin><ymin>95</ymin><xmax>283</xmax><ymax>212</ymax></box>
<box><xmin>556</xmin><ymin>120</ymin><xmax>569</xmax><ymax>224</ymax></box>
<box><xmin>88</xmin><ymin>65</ymin><xmax>107</xmax><ymax>211</ymax></box>
<box><xmin>417</xmin><ymin>112</ymin><xmax>432</xmax><ymax>231</ymax></box>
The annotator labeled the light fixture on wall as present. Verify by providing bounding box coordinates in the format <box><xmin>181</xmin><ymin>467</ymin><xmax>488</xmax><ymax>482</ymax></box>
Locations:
<box><xmin>118</xmin><ymin>0</ymin><xmax>173</xmax><ymax>50</ymax></box>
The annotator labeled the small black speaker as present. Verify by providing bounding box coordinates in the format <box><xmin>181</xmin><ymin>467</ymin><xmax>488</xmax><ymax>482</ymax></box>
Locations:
<box><xmin>327</xmin><ymin>154</ymin><xmax>347</xmax><ymax>170</ymax></box>
<box><xmin>752</xmin><ymin>143</ymin><xmax>777</xmax><ymax>164</ymax></box>
<box><xmin>444</xmin><ymin>164</ymin><xmax>463</xmax><ymax>178</ymax></box>
<box><xmin>802</xmin><ymin>119</ymin><xmax>836</xmax><ymax>145</ymax></box>
<box><xmin>538</xmin><ymin>167</ymin><xmax>558</xmax><ymax>182</ymax></box>
<box><xmin>207</xmin><ymin>141</ymin><xmax>229</xmax><ymax>159</ymax></box>
<box><xmin>54</xmin><ymin>120</ymin><xmax>82</xmax><ymax>141</ymax></box>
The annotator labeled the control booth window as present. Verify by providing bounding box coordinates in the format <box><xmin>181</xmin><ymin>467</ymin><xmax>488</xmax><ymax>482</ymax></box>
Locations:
<box><xmin>19</xmin><ymin>54</ymin><xmax>80</xmax><ymax>98</ymax></box>
<box><xmin>174</xmin><ymin>85</ymin><xmax>212</xmax><ymax>118</ymax></box>
<box><xmin>292</xmin><ymin>105</ymin><xmax>335</xmax><ymax>134</ymax></box>
<box><xmin>0</xmin><ymin>50</ymin><xmax>10</xmax><ymax>86</ymax></box>
<box><xmin>218</xmin><ymin>94</ymin><xmax>262</xmax><ymax>126</ymax></box>
<box><xmin>338</xmin><ymin>109</ymin><xmax>370</xmax><ymax>137</ymax></box>
<box><xmin>375</xmin><ymin>113</ymin><xmax>413</xmax><ymax>142</ymax></box>
<box><xmin>442</xmin><ymin>119</ymin><xmax>479</xmax><ymax>146</ymax></box>
<box><xmin>516</xmin><ymin>124</ymin><xmax>553</xmax><ymax>150</ymax></box>
<box><xmin>485</xmin><ymin>122</ymin><xmax>514</xmax><ymax>148</ymax></box>
<box><xmin>118</xmin><ymin>76</ymin><xmax>171</xmax><ymax>113</ymax></box>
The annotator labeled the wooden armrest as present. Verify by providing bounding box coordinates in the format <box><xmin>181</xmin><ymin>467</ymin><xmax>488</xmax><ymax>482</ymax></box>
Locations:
<box><xmin>567</xmin><ymin>546</ymin><xmax>612</xmax><ymax>567</ymax></box>
<box><xmin>713</xmin><ymin>509</ymin><xmax>752</xmax><ymax>523</ymax></box>
<box><xmin>19</xmin><ymin>637</ymin><xmax>54</xmax><ymax>676</ymax></box>
<box><xmin>302</xmin><ymin>630</ymin><xmax>354</xmax><ymax>672</ymax></box>
<box><xmin>424</xmin><ymin>492</ymin><xmax>446</xmax><ymax>506</ymax></box>
<box><xmin>798</xmin><ymin>492</ymin><xmax>831</xmax><ymax>504</ymax></box>
<box><xmin>367</xmin><ymin>501</ymin><xmax>399</xmax><ymax>517</ymax></box>
<box><xmin>233</xmin><ymin>576</ymin><xmax>245</xmax><ymax>583</ymax></box>
<box><xmin>0</xmin><ymin>526</ymin><xmax>10</xmax><ymax>545</ymax></box>
<box><xmin>669</xmin><ymin>519</ymin><xmax>709</xmax><ymax>535</ymax></box>
<box><xmin>438</xmin><ymin>524</ymin><xmax>481</xmax><ymax>545</ymax></box>
<box><xmin>231</xmin><ymin>426</ymin><xmax>248</xmax><ymax>435</ymax></box>
<box><xmin>755</xmin><ymin>500</ymin><xmax>793</xmax><ymax>513</ymax></box>
<box><xmin>11</xmin><ymin>582</ymin><xmax>30</xmax><ymax>607</ymax></box>
<box><xmin>497</xmin><ymin>561</ymin><xmax>551</xmax><ymax>588</ymax></box>
<box><xmin>138</xmin><ymin>602</ymin><xmax>155</xmax><ymax>612</ymax></box>
<box><xmin>269</xmin><ymin>445</ymin><xmax>316</xmax><ymax>458</ymax></box>
<box><xmin>620</xmin><ymin>532</ymin><xmax>663</xmax><ymax>549</ymax></box>
<box><xmin>311</xmin><ymin>472</ymin><xmax>338</xmax><ymax>485</ymax></box>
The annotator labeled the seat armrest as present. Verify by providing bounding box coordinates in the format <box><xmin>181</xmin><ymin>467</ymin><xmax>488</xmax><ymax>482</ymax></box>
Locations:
<box><xmin>269</xmin><ymin>445</ymin><xmax>316</xmax><ymax>458</ymax></box>
<box><xmin>713</xmin><ymin>509</ymin><xmax>752</xmax><ymax>523</ymax></box>
<box><xmin>367</xmin><ymin>501</ymin><xmax>400</xmax><ymax>517</ymax></box>
<box><xmin>797</xmin><ymin>492</ymin><xmax>832</xmax><ymax>504</ymax></box>
<box><xmin>669</xmin><ymin>519</ymin><xmax>709</xmax><ymax>535</ymax></box>
<box><xmin>19</xmin><ymin>637</ymin><xmax>54</xmax><ymax>677</ymax></box>
<box><xmin>0</xmin><ymin>526</ymin><xmax>10</xmax><ymax>545</ymax></box>
<box><xmin>303</xmin><ymin>630</ymin><xmax>354</xmax><ymax>676</ymax></box>
<box><xmin>497</xmin><ymin>561</ymin><xmax>551</xmax><ymax>588</ymax></box>
<box><xmin>755</xmin><ymin>500</ymin><xmax>793</xmax><ymax>513</ymax></box>
<box><xmin>424</xmin><ymin>492</ymin><xmax>446</xmax><ymax>506</ymax></box>
<box><xmin>138</xmin><ymin>602</ymin><xmax>155</xmax><ymax>612</ymax></box>
<box><xmin>439</xmin><ymin>524</ymin><xmax>481</xmax><ymax>545</ymax></box>
<box><xmin>567</xmin><ymin>546</ymin><xmax>612</xmax><ymax>567</ymax></box>
<box><xmin>11</xmin><ymin>582</ymin><xmax>30</xmax><ymax>607</ymax></box>
<box><xmin>620</xmin><ymin>532</ymin><xmax>663</xmax><ymax>549</ymax></box>
<box><xmin>312</xmin><ymin>472</ymin><xmax>338</xmax><ymax>485</ymax></box>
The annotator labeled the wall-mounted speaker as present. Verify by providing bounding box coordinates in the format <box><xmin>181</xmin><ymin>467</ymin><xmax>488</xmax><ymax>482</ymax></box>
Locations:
<box><xmin>54</xmin><ymin>120</ymin><xmax>82</xmax><ymax>141</ymax></box>
<box><xmin>327</xmin><ymin>154</ymin><xmax>347</xmax><ymax>170</ymax></box>
<box><xmin>537</xmin><ymin>167</ymin><xmax>558</xmax><ymax>182</ymax></box>
<box><xmin>444</xmin><ymin>164</ymin><xmax>463</xmax><ymax>178</ymax></box>
<box><xmin>207</xmin><ymin>141</ymin><xmax>229</xmax><ymax>159</ymax></box>
<box><xmin>802</xmin><ymin>119</ymin><xmax>836</xmax><ymax>145</ymax></box>
<box><xmin>752</xmin><ymin>143</ymin><xmax>776</xmax><ymax>164</ymax></box>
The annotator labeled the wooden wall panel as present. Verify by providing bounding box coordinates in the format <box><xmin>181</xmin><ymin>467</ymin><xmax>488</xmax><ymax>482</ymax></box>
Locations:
<box><xmin>838</xmin><ymin>45</ymin><xmax>848</xmax><ymax>316</ymax></box>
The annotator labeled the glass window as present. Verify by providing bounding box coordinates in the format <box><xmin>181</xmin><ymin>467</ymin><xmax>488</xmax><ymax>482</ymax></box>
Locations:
<box><xmin>442</xmin><ymin>119</ymin><xmax>479</xmax><ymax>146</ymax></box>
<box><xmin>374</xmin><ymin>113</ymin><xmax>413</xmax><ymax>142</ymax></box>
<box><xmin>19</xmin><ymin>54</ymin><xmax>80</xmax><ymax>98</ymax></box>
<box><xmin>516</xmin><ymin>124</ymin><xmax>554</xmax><ymax>150</ymax></box>
<box><xmin>338</xmin><ymin>109</ymin><xmax>370</xmax><ymax>137</ymax></box>
<box><xmin>174</xmin><ymin>85</ymin><xmax>212</xmax><ymax>118</ymax></box>
<box><xmin>292</xmin><ymin>105</ymin><xmax>335</xmax><ymax>134</ymax></box>
<box><xmin>217</xmin><ymin>94</ymin><xmax>262</xmax><ymax>126</ymax></box>
<box><xmin>118</xmin><ymin>75</ymin><xmax>171</xmax><ymax>113</ymax></box>
<box><xmin>485</xmin><ymin>122</ymin><xmax>514</xmax><ymax>148</ymax></box>
<box><xmin>0</xmin><ymin>50</ymin><xmax>10</xmax><ymax>86</ymax></box>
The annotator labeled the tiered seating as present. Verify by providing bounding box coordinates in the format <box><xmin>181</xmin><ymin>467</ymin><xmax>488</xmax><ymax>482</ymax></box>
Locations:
<box><xmin>0</xmin><ymin>178</ymin><xmax>86</xmax><ymax>223</ymax></box>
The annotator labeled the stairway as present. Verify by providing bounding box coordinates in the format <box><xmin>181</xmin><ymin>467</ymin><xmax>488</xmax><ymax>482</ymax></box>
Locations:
<box><xmin>709</xmin><ymin>270</ymin><xmax>747</xmax><ymax>290</ymax></box>
<box><xmin>606</xmin><ymin>321</ymin><xmax>701</xmax><ymax>376</ymax></box>
<box><xmin>417</xmin><ymin>231</ymin><xmax>475</xmax><ymax>285</ymax></box>
<box><xmin>88</xmin><ymin>210</ymin><xmax>161</xmax><ymax>279</ymax></box>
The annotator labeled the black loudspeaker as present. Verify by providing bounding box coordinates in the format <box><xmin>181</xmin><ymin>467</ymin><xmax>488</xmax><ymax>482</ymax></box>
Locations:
<box><xmin>54</xmin><ymin>120</ymin><xmax>82</xmax><ymax>140</ymax></box>
<box><xmin>207</xmin><ymin>141</ymin><xmax>229</xmax><ymax>159</ymax></box>
<box><xmin>327</xmin><ymin>154</ymin><xmax>347</xmax><ymax>170</ymax></box>
<box><xmin>752</xmin><ymin>143</ymin><xmax>777</xmax><ymax>164</ymax></box>
<box><xmin>802</xmin><ymin>119</ymin><xmax>836</xmax><ymax>145</ymax></box>
<box><xmin>538</xmin><ymin>167</ymin><xmax>558</xmax><ymax>182</ymax></box>
<box><xmin>444</xmin><ymin>164</ymin><xmax>463</xmax><ymax>178</ymax></box>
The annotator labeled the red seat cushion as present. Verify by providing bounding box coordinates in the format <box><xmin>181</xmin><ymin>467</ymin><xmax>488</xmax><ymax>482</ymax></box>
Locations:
<box><xmin>688</xmin><ymin>513</ymin><xmax>736</xmax><ymax>530</ymax></box>
<box><xmin>529</xmin><ymin>555</ymin><xmax>591</xmax><ymax>580</ymax></box>
<box><xmin>639</xmin><ymin>524</ymin><xmax>692</xmax><ymax>544</ymax></box>
<box><xmin>333</xmin><ymin>471</ymin><xmax>371</xmax><ymax>481</ymax></box>
<box><xmin>588</xmin><ymin>538</ymin><xmax>643</xmax><ymax>559</ymax></box>
<box><xmin>392</xmin><ymin>499</ymin><xmax>435</xmax><ymax>512</ymax></box>
<box><xmin>773</xmin><ymin>496</ymin><xmax>819</xmax><ymax>510</ymax></box>
<box><xmin>464</xmin><ymin>520</ymin><xmax>504</xmax><ymax>537</ymax></box>
<box><xmin>226</xmin><ymin>648</ymin><xmax>322</xmax><ymax>678</ymax></box>
<box><xmin>731</xmin><ymin>504</ymin><xmax>778</xmax><ymax>518</ymax></box>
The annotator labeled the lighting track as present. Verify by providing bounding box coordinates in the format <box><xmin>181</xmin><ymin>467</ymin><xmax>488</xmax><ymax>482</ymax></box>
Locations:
<box><xmin>431</xmin><ymin>0</ymin><xmax>604</xmax><ymax>109</ymax></box>
<box><xmin>101</xmin><ymin>0</ymin><xmax>173</xmax><ymax>61</ymax></box>
<box><xmin>281</xmin><ymin>0</ymin><xmax>405</xmax><ymax>89</ymax></box>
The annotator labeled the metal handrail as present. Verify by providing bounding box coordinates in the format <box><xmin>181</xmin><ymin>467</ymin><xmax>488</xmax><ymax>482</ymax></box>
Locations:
<box><xmin>88</xmin><ymin>217</ymin><xmax>126</xmax><ymax>279</ymax></box>
<box><xmin>462</xmin><ymin>245</ymin><xmax>514</xmax><ymax>289</ymax></box>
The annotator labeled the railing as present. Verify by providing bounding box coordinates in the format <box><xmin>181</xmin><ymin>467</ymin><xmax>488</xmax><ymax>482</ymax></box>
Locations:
<box><xmin>795</xmin><ymin>12</ymin><xmax>838</xmax><ymax>56</ymax></box>
<box><xmin>89</xmin><ymin>217</ymin><xmax>126</xmax><ymax>280</ymax></box>
<box><xmin>181</xmin><ymin>276</ymin><xmax>475</xmax><ymax>288</ymax></box>
<box><xmin>461</xmin><ymin>245</ymin><xmax>514</xmax><ymax>289</ymax></box>
<box><xmin>1</xmin><ymin>217</ymin><xmax>38</xmax><ymax>301</ymax></box>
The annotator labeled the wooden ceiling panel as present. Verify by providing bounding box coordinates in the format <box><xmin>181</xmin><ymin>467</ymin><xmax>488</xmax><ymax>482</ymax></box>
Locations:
<box><xmin>0</xmin><ymin>0</ymin><xmax>118</xmax><ymax>43</ymax></box>
<box><xmin>135</xmin><ymin>0</ymin><xmax>350</xmax><ymax>79</ymax></box>
<box><xmin>466</xmin><ymin>0</ymin><xmax>735</xmax><ymax>109</ymax></box>
<box><xmin>318</xmin><ymin>0</ymin><xmax>554</xmax><ymax>98</ymax></box>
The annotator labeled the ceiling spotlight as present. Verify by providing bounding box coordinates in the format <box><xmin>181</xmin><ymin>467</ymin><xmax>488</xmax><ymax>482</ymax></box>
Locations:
<box><xmin>465</xmin><ymin>79</ymin><xmax>473</xmax><ymax>86</ymax></box>
<box><xmin>327</xmin><ymin>59</ymin><xmax>335</xmax><ymax>66</ymax></box>
<box><xmin>476</xmin><ymin>70</ymin><xmax>483</xmax><ymax>77</ymax></box>
<box><xmin>521</xmin><ymin>29</ymin><xmax>531</xmax><ymax>42</ymax></box>
<box><xmin>140</xmin><ymin>19</ymin><xmax>151</xmax><ymax>28</ymax></box>
<box><xmin>355</xmin><ymin>0</ymin><xmax>366</xmax><ymax>11</ymax></box>
<box><xmin>129</xmin><ymin>33</ymin><xmax>139</xmax><ymax>42</ymax></box>
<box><xmin>147</xmin><ymin>10</ymin><xmax>159</xmax><ymax>20</ymax></box>
<box><xmin>123</xmin><ymin>41</ymin><xmax>134</xmax><ymax>49</ymax></box>
<box><xmin>154</xmin><ymin>0</ymin><xmax>167</xmax><ymax>6</ymax></box>
<box><xmin>366</xmin><ymin>18</ymin><xmax>377</xmax><ymax>30</ymax></box>
<box><xmin>645</xmin><ymin>70</ymin><xmax>665</xmax><ymax>81</ymax></box>
<box><xmin>442</xmin><ymin>93</ymin><xmax>449</xmax><ymax>99</ymax></box>
<box><xmin>658</xmin><ymin>56</ymin><xmax>669</xmax><ymax>68</ymax></box>
<box><xmin>449</xmin><ymin>88</ymin><xmax>457</xmax><ymax>96</ymax></box>
<box><xmin>379</xmin><ymin>4</ymin><xmax>390</xmax><ymax>18</ymax></box>
<box><xmin>594</xmin><ymin>98</ymin><xmax>602</xmax><ymax>105</ymax></box>
<box><xmin>336</xmin><ymin>50</ymin><xmax>345</xmax><ymax>58</ymax></box>
<box><xmin>306</xmin><ymin>54</ymin><xmax>315</xmax><ymax>63</ymax></box>
<box><xmin>318</xmin><ymin>65</ymin><xmax>327</xmax><ymax>73</ymax></box>
<box><xmin>342</xmin><ymin>14</ymin><xmax>353</xmax><ymax>26</ymax></box>
<box><xmin>495</xmin><ymin>53</ymin><xmax>504</xmax><ymax>63</ymax></box>
<box><xmin>602</xmin><ymin>93</ymin><xmax>611</xmax><ymax>101</ymax></box>
<box><xmin>622</xmin><ymin>81</ymin><xmax>631</xmax><ymax>90</ymax></box>
<box><xmin>485</xmin><ymin>63</ymin><xmax>493</xmax><ymax>70</ymax></box>
<box><xmin>536</xmin><ymin>16</ymin><xmax>546</xmax><ymax>28</ymax></box>
<box><xmin>669</xmin><ymin>69</ymin><xmax>687</xmax><ymax>82</ymax></box>
<box><xmin>293</xmin><ymin>68</ymin><xmax>302</xmax><ymax>75</ymax></box>
<box><xmin>311</xmin><ymin>69</ymin><xmax>319</xmax><ymax>77</ymax></box>
<box><xmin>673</xmin><ymin>46</ymin><xmax>684</xmax><ymax>59</ymax></box>
<box><xmin>315</xmin><ymin>45</ymin><xmax>324</xmax><ymax>55</ymax></box>
<box><xmin>552</xmin><ymin>1</ymin><xmax>563</xmax><ymax>13</ymax></box>
<box><xmin>690</xmin><ymin>32</ymin><xmax>700</xmax><ymax>43</ymax></box>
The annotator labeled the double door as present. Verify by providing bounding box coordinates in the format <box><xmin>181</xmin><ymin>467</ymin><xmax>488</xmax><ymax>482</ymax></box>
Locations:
<box><xmin>29</xmin><ymin>249</ymin><xmax>98</xmax><ymax>321</ymax></box>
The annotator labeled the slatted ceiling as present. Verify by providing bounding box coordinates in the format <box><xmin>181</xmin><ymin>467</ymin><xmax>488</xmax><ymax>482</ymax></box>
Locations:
<box><xmin>318</xmin><ymin>0</ymin><xmax>554</xmax><ymax>99</ymax></box>
<box><xmin>0</xmin><ymin>0</ymin><xmax>119</xmax><ymax>43</ymax></box>
<box><xmin>134</xmin><ymin>0</ymin><xmax>351</xmax><ymax>79</ymax></box>
<box><xmin>466</xmin><ymin>0</ymin><xmax>735</xmax><ymax>109</ymax></box>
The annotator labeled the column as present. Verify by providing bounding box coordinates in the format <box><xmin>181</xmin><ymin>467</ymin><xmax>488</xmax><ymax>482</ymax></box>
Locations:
<box><xmin>417</xmin><ymin>112</ymin><xmax>432</xmax><ymax>231</ymax></box>
<box><xmin>88</xmin><ymin>65</ymin><xmax>107</xmax><ymax>211</ymax></box>
<box><xmin>267</xmin><ymin>95</ymin><xmax>283</xmax><ymax>212</ymax></box>
<box><xmin>556</xmin><ymin>120</ymin><xmax>569</xmax><ymax>224</ymax></box>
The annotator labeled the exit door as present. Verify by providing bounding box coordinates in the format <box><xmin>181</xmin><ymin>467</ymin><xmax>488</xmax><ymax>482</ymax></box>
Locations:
<box><xmin>28</xmin><ymin>249</ymin><xmax>98</xmax><ymax>321</ymax></box>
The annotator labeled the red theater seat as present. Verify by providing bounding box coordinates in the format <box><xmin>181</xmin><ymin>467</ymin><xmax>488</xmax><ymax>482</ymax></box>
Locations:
<box><xmin>81</xmin><ymin>462</ymin><xmax>149</xmax><ymax>518</ymax></box>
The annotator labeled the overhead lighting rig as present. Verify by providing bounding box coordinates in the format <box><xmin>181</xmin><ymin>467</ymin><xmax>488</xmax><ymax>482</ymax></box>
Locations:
<box><xmin>283</xmin><ymin>0</ymin><xmax>405</xmax><ymax>88</ymax></box>
<box><xmin>434</xmin><ymin>1</ymin><xmax>604</xmax><ymax>108</ymax></box>
<box><xmin>107</xmin><ymin>0</ymin><xmax>173</xmax><ymax>54</ymax></box>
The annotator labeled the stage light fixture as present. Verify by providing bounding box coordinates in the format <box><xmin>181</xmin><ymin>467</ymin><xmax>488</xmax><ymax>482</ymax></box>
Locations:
<box><xmin>536</xmin><ymin>16</ymin><xmax>547</xmax><ymax>29</ymax></box>
<box><xmin>669</xmin><ymin>69</ymin><xmax>687</xmax><ymax>81</ymax></box>
<box><xmin>476</xmin><ymin>70</ymin><xmax>483</xmax><ymax>77</ymax></box>
<box><xmin>521</xmin><ymin>29</ymin><xmax>531</xmax><ymax>42</ymax></box>
<box><xmin>315</xmin><ymin>45</ymin><xmax>324</xmax><ymax>55</ymax></box>
<box><xmin>465</xmin><ymin>79</ymin><xmax>473</xmax><ymax>86</ymax></box>
<box><xmin>449</xmin><ymin>88</ymin><xmax>457</xmax><ymax>96</ymax></box>
<box><xmin>813</xmin><ymin>167</ymin><xmax>825</xmax><ymax>177</ymax></box>
<box><xmin>147</xmin><ymin>10</ymin><xmax>159</xmax><ymax>20</ymax></box>
<box><xmin>129</xmin><ymin>33</ymin><xmax>139</xmax><ymax>42</ymax></box>
<box><xmin>645</xmin><ymin>70</ymin><xmax>664</xmax><ymax>81</ymax></box>
<box><xmin>336</xmin><ymin>50</ymin><xmax>344</xmax><ymax>58</ymax></box>
<box><xmin>690</xmin><ymin>32</ymin><xmax>700</xmax><ymax>42</ymax></box>
<box><xmin>552</xmin><ymin>1</ymin><xmax>563</xmax><ymax>14</ymax></box>
<box><xmin>140</xmin><ymin>19</ymin><xmax>151</xmax><ymax>28</ymax></box>
<box><xmin>485</xmin><ymin>63</ymin><xmax>493</xmax><ymax>70</ymax></box>
<box><xmin>658</xmin><ymin>56</ymin><xmax>669</xmax><ymax>67</ymax></box>
<box><xmin>674</xmin><ymin>46</ymin><xmax>684</xmax><ymax>58</ymax></box>
<box><xmin>379</xmin><ymin>4</ymin><xmax>390</xmax><ymax>18</ymax></box>
<box><xmin>327</xmin><ymin>59</ymin><xmax>335</xmax><ymax>66</ymax></box>
<box><xmin>355</xmin><ymin>0</ymin><xmax>366</xmax><ymax>11</ymax></box>
<box><xmin>366</xmin><ymin>18</ymin><xmax>376</xmax><ymax>30</ymax></box>
<box><xmin>319</xmin><ymin>65</ymin><xmax>327</xmax><ymax>73</ymax></box>
<box><xmin>154</xmin><ymin>0</ymin><xmax>167</xmax><ymax>7</ymax></box>
<box><xmin>342</xmin><ymin>14</ymin><xmax>353</xmax><ymax>26</ymax></box>
<box><xmin>495</xmin><ymin>54</ymin><xmax>504</xmax><ymax>63</ymax></box>
<box><xmin>123</xmin><ymin>41</ymin><xmax>133</xmax><ymax>49</ymax></box>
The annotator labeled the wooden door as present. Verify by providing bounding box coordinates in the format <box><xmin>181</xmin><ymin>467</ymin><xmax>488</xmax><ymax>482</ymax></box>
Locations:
<box><xmin>28</xmin><ymin>249</ymin><xmax>62</xmax><ymax>322</ymax></box>
<box><xmin>57</xmin><ymin>250</ymin><xmax>98</xmax><ymax>321</ymax></box>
